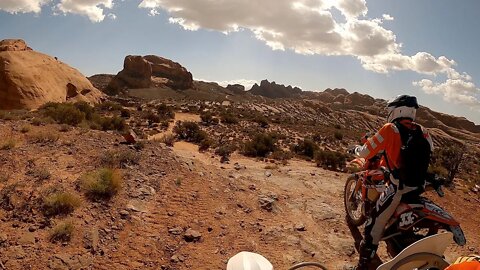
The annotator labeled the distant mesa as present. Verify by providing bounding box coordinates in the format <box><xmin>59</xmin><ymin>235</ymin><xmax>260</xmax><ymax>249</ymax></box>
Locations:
<box><xmin>106</xmin><ymin>55</ymin><xmax>194</xmax><ymax>95</ymax></box>
<box><xmin>248</xmin><ymin>79</ymin><xmax>302</xmax><ymax>98</ymax></box>
<box><xmin>0</xmin><ymin>39</ymin><xmax>103</xmax><ymax>110</ymax></box>
<box><xmin>226</xmin><ymin>84</ymin><xmax>246</xmax><ymax>95</ymax></box>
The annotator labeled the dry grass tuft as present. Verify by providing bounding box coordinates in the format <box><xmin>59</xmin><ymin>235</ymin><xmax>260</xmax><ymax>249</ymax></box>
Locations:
<box><xmin>43</xmin><ymin>191</ymin><xmax>81</xmax><ymax>216</ymax></box>
<box><xmin>49</xmin><ymin>221</ymin><xmax>74</xmax><ymax>243</ymax></box>
<box><xmin>0</xmin><ymin>138</ymin><xmax>16</xmax><ymax>150</ymax></box>
<box><xmin>28</xmin><ymin>130</ymin><xmax>59</xmax><ymax>144</ymax></box>
<box><xmin>81</xmin><ymin>168</ymin><xmax>122</xmax><ymax>199</ymax></box>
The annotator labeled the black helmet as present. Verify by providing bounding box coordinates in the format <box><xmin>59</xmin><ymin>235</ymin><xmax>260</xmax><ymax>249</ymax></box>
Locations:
<box><xmin>386</xmin><ymin>95</ymin><xmax>419</xmax><ymax>122</ymax></box>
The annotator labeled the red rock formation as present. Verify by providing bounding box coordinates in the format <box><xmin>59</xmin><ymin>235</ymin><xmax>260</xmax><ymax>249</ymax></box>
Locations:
<box><xmin>0</xmin><ymin>39</ymin><xmax>104</xmax><ymax>110</ymax></box>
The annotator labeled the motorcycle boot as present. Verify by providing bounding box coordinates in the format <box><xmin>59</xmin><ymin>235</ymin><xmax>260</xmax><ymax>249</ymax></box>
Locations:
<box><xmin>355</xmin><ymin>241</ymin><xmax>378</xmax><ymax>270</ymax></box>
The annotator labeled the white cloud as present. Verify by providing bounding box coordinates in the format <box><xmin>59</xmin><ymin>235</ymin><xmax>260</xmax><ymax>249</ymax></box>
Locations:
<box><xmin>217</xmin><ymin>79</ymin><xmax>258</xmax><ymax>90</ymax></box>
<box><xmin>57</xmin><ymin>0</ymin><xmax>114</xmax><ymax>22</ymax></box>
<box><xmin>414</xmin><ymin>78</ymin><xmax>480</xmax><ymax>108</ymax></box>
<box><xmin>137</xmin><ymin>0</ymin><xmax>479</xmax><ymax>108</ymax></box>
<box><xmin>382</xmin><ymin>14</ymin><xmax>394</xmax><ymax>21</ymax></box>
<box><xmin>0</xmin><ymin>0</ymin><xmax>50</xmax><ymax>13</ymax></box>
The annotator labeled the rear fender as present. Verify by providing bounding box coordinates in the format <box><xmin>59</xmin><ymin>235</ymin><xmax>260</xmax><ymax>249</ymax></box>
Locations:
<box><xmin>422</xmin><ymin>201</ymin><xmax>459</xmax><ymax>226</ymax></box>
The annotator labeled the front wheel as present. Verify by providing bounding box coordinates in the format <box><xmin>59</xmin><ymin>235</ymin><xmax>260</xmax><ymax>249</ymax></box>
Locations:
<box><xmin>344</xmin><ymin>175</ymin><xmax>366</xmax><ymax>226</ymax></box>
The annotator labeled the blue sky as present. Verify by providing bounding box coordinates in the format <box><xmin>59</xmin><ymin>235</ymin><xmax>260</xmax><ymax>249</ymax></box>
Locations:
<box><xmin>1</xmin><ymin>0</ymin><xmax>479</xmax><ymax>123</ymax></box>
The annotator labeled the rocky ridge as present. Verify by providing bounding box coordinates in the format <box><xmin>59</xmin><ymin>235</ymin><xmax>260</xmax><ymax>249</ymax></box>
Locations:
<box><xmin>0</xmin><ymin>39</ymin><xmax>104</xmax><ymax>110</ymax></box>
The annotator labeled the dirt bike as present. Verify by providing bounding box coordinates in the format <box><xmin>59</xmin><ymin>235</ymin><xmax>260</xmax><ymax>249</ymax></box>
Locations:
<box><xmin>227</xmin><ymin>232</ymin><xmax>454</xmax><ymax>270</ymax></box>
<box><xmin>343</xmin><ymin>155</ymin><xmax>466</xmax><ymax>257</ymax></box>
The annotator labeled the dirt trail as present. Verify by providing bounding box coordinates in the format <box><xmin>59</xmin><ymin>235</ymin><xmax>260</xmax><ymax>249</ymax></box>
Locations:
<box><xmin>148</xmin><ymin>113</ymin><xmax>201</xmax><ymax>141</ymax></box>
<box><xmin>170</xmin><ymin>143</ymin><xmax>480</xmax><ymax>269</ymax></box>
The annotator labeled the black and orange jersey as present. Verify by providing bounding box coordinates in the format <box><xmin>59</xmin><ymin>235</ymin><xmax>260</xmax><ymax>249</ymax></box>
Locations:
<box><xmin>355</xmin><ymin>120</ymin><xmax>433</xmax><ymax>171</ymax></box>
<box><xmin>445</xmin><ymin>255</ymin><xmax>480</xmax><ymax>270</ymax></box>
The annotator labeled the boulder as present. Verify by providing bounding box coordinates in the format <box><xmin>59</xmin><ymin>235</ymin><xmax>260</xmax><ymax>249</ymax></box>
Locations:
<box><xmin>0</xmin><ymin>39</ymin><xmax>104</xmax><ymax>110</ymax></box>
<box><xmin>144</xmin><ymin>55</ymin><xmax>193</xmax><ymax>90</ymax></box>
<box><xmin>249</xmin><ymin>79</ymin><xmax>302</xmax><ymax>99</ymax></box>
<box><xmin>0</xmin><ymin>39</ymin><xmax>32</xmax><ymax>52</ymax></box>
<box><xmin>106</xmin><ymin>55</ymin><xmax>193</xmax><ymax>95</ymax></box>
<box><xmin>106</xmin><ymin>55</ymin><xmax>152</xmax><ymax>94</ymax></box>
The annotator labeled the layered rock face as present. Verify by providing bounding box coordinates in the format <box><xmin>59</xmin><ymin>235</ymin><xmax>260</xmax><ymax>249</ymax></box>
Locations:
<box><xmin>0</xmin><ymin>39</ymin><xmax>103</xmax><ymax>110</ymax></box>
<box><xmin>249</xmin><ymin>80</ymin><xmax>302</xmax><ymax>98</ymax></box>
<box><xmin>106</xmin><ymin>55</ymin><xmax>193</xmax><ymax>94</ymax></box>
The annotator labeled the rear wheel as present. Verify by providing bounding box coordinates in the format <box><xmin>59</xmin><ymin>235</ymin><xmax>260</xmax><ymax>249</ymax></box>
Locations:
<box><xmin>344</xmin><ymin>175</ymin><xmax>366</xmax><ymax>226</ymax></box>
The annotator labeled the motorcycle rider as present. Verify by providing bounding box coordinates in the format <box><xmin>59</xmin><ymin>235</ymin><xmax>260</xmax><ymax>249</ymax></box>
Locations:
<box><xmin>349</xmin><ymin>95</ymin><xmax>434</xmax><ymax>269</ymax></box>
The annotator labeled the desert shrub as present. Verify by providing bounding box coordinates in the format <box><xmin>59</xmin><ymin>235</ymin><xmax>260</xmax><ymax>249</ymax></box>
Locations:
<box><xmin>311</xmin><ymin>132</ymin><xmax>323</xmax><ymax>143</ymax></box>
<box><xmin>95</xmin><ymin>116</ymin><xmax>127</xmax><ymax>131</ymax></box>
<box><xmin>81</xmin><ymin>168</ymin><xmax>122</xmax><ymax>199</ymax></box>
<box><xmin>120</xmin><ymin>109</ymin><xmax>131</xmax><ymax>118</ymax></box>
<box><xmin>315</xmin><ymin>150</ymin><xmax>347</xmax><ymax>170</ymax></box>
<box><xmin>156</xmin><ymin>104</ymin><xmax>175</xmax><ymax>120</ymax></box>
<box><xmin>220</xmin><ymin>112</ymin><xmax>239</xmax><ymax>124</ymax></box>
<box><xmin>40</xmin><ymin>102</ymin><xmax>85</xmax><ymax>126</ymax></box>
<box><xmin>243</xmin><ymin>133</ymin><xmax>277</xmax><ymax>157</ymax></box>
<box><xmin>173</xmin><ymin>121</ymin><xmax>207</xmax><ymax>143</ymax></box>
<box><xmin>432</xmin><ymin>144</ymin><xmax>466</xmax><ymax>184</ymax></box>
<box><xmin>0</xmin><ymin>172</ymin><xmax>9</xmax><ymax>183</ymax></box>
<box><xmin>59</xmin><ymin>124</ymin><xmax>71</xmax><ymax>132</ymax></box>
<box><xmin>333</xmin><ymin>131</ymin><xmax>344</xmax><ymax>140</ymax></box>
<box><xmin>31</xmin><ymin>117</ymin><xmax>54</xmax><ymax>126</ymax></box>
<box><xmin>269</xmin><ymin>149</ymin><xmax>293</xmax><ymax>161</ymax></box>
<box><xmin>28</xmin><ymin>167</ymin><xmax>51</xmax><ymax>180</ymax></box>
<box><xmin>215</xmin><ymin>144</ymin><xmax>236</xmax><ymax>158</ymax></box>
<box><xmin>428</xmin><ymin>164</ymin><xmax>449</xmax><ymax>178</ymax></box>
<box><xmin>200</xmin><ymin>111</ymin><xmax>216</xmax><ymax>126</ymax></box>
<box><xmin>199</xmin><ymin>138</ymin><xmax>212</xmax><ymax>151</ymax></box>
<box><xmin>0</xmin><ymin>139</ymin><xmax>16</xmax><ymax>150</ymax></box>
<box><xmin>49</xmin><ymin>221</ymin><xmax>74</xmax><ymax>243</ymax></box>
<box><xmin>0</xmin><ymin>110</ymin><xmax>29</xmax><ymax>121</ymax></box>
<box><xmin>292</xmin><ymin>139</ymin><xmax>318</xmax><ymax>159</ymax></box>
<box><xmin>95</xmin><ymin>101</ymin><xmax>123</xmax><ymax>111</ymax></box>
<box><xmin>74</xmin><ymin>101</ymin><xmax>95</xmax><ymax>120</ymax></box>
<box><xmin>100</xmin><ymin>149</ymin><xmax>140</xmax><ymax>168</ymax></box>
<box><xmin>28</xmin><ymin>131</ymin><xmax>59</xmax><ymax>144</ymax></box>
<box><xmin>43</xmin><ymin>192</ymin><xmax>80</xmax><ymax>216</ymax></box>
<box><xmin>20</xmin><ymin>125</ymin><xmax>31</xmax><ymax>133</ymax></box>
<box><xmin>158</xmin><ymin>134</ymin><xmax>175</xmax><ymax>147</ymax></box>
<box><xmin>334</xmin><ymin>124</ymin><xmax>342</xmax><ymax>129</ymax></box>
<box><xmin>253</xmin><ymin>115</ymin><xmax>269</xmax><ymax>128</ymax></box>
<box><xmin>142</xmin><ymin>111</ymin><xmax>161</xmax><ymax>123</ymax></box>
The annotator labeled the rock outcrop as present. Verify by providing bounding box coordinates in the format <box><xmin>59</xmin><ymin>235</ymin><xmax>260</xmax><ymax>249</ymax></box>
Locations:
<box><xmin>249</xmin><ymin>80</ymin><xmax>302</xmax><ymax>99</ymax></box>
<box><xmin>106</xmin><ymin>55</ymin><xmax>193</xmax><ymax>95</ymax></box>
<box><xmin>0</xmin><ymin>39</ymin><xmax>104</xmax><ymax>110</ymax></box>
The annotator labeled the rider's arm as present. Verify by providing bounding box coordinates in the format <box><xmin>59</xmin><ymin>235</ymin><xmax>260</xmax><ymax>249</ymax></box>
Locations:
<box><xmin>355</xmin><ymin>123</ymin><xmax>392</xmax><ymax>159</ymax></box>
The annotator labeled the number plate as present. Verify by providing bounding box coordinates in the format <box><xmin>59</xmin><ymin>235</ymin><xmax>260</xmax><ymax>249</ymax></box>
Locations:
<box><xmin>450</xmin><ymin>226</ymin><xmax>466</xmax><ymax>246</ymax></box>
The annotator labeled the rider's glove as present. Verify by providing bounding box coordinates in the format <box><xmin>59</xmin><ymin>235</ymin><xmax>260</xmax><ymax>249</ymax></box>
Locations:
<box><xmin>348</xmin><ymin>145</ymin><xmax>360</xmax><ymax>155</ymax></box>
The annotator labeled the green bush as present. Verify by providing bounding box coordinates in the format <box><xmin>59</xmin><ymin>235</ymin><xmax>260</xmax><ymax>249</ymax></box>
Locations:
<box><xmin>220</xmin><ymin>113</ymin><xmax>239</xmax><ymax>124</ymax></box>
<box><xmin>81</xmin><ymin>168</ymin><xmax>122</xmax><ymax>199</ymax></box>
<box><xmin>100</xmin><ymin>149</ymin><xmax>140</xmax><ymax>168</ymax></box>
<box><xmin>43</xmin><ymin>192</ymin><xmax>81</xmax><ymax>216</ymax></box>
<box><xmin>96</xmin><ymin>116</ymin><xmax>127</xmax><ymax>131</ymax></box>
<box><xmin>0</xmin><ymin>138</ymin><xmax>16</xmax><ymax>150</ymax></box>
<box><xmin>333</xmin><ymin>131</ymin><xmax>344</xmax><ymax>140</ymax></box>
<box><xmin>215</xmin><ymin>144</ymin><xmax>236</xmax><ymax>158</ymax></box>
<box><xmin>95</xmin><ymin>101</ymin><xmax>123</xmax><ymax>111</ymax></box>
<box><xmin>142</xmin><ymin>111</ymin><xmax>161</xmax><ymax>123</ymax></box>
<box><xmin>200</xmin><ymin>111</ymin><xmax>218</xmax><ymax>126</ymax></box>
<box><xmin>315</xmin><ymin>150</ymin><xmax>347</xmax><ymax>170</ymax></box>
<box><xmin>199</xmin><ymin>138</ymin><xmax>212</xmax><ymax>151</ymax></box>
<box><xmin>156</xmin><ymin>104</ymin><xmax>175</xmax><ymax>120</ymax></box>
<box><xmin>49</xmin><ymin>222</ymin><xmax>74</xmax><ymax>243</ymax></box>
<box><xmin>253</xmin><ymin>115</ymin><xmax>269</xmax><ymax>128</ymax></box>
<box><xmin>292</xmin><ymin>139</ymin><xmax>318</xmax><ymax>159</ymax></box>
<box><xmin>74</xmin><ymin>101</ymin><xmax>95</xmax><ymax>120</ymax></box>
<box><xmin>40</xmin><ymin>102</ymin><xmax>85</xmax><ymax>126</ymax></box>
<box><xmin>173</xmin><ymin>121</ymin><xmax>207</xmax><ymax>143</ymax></box>
<box><xmin>28</xmin><ymin>130</ymin><xmax>59</xmax><ymax>144</ymax></box>
<box><xmin>269</xmin><ymin>149</ymin><xmax>293</xmax><ymax>161</ymax></box>
<box><xmin>243</xmin><ymin>133</ymin><xmax>277</xmax><ymax>157</ymax></box>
